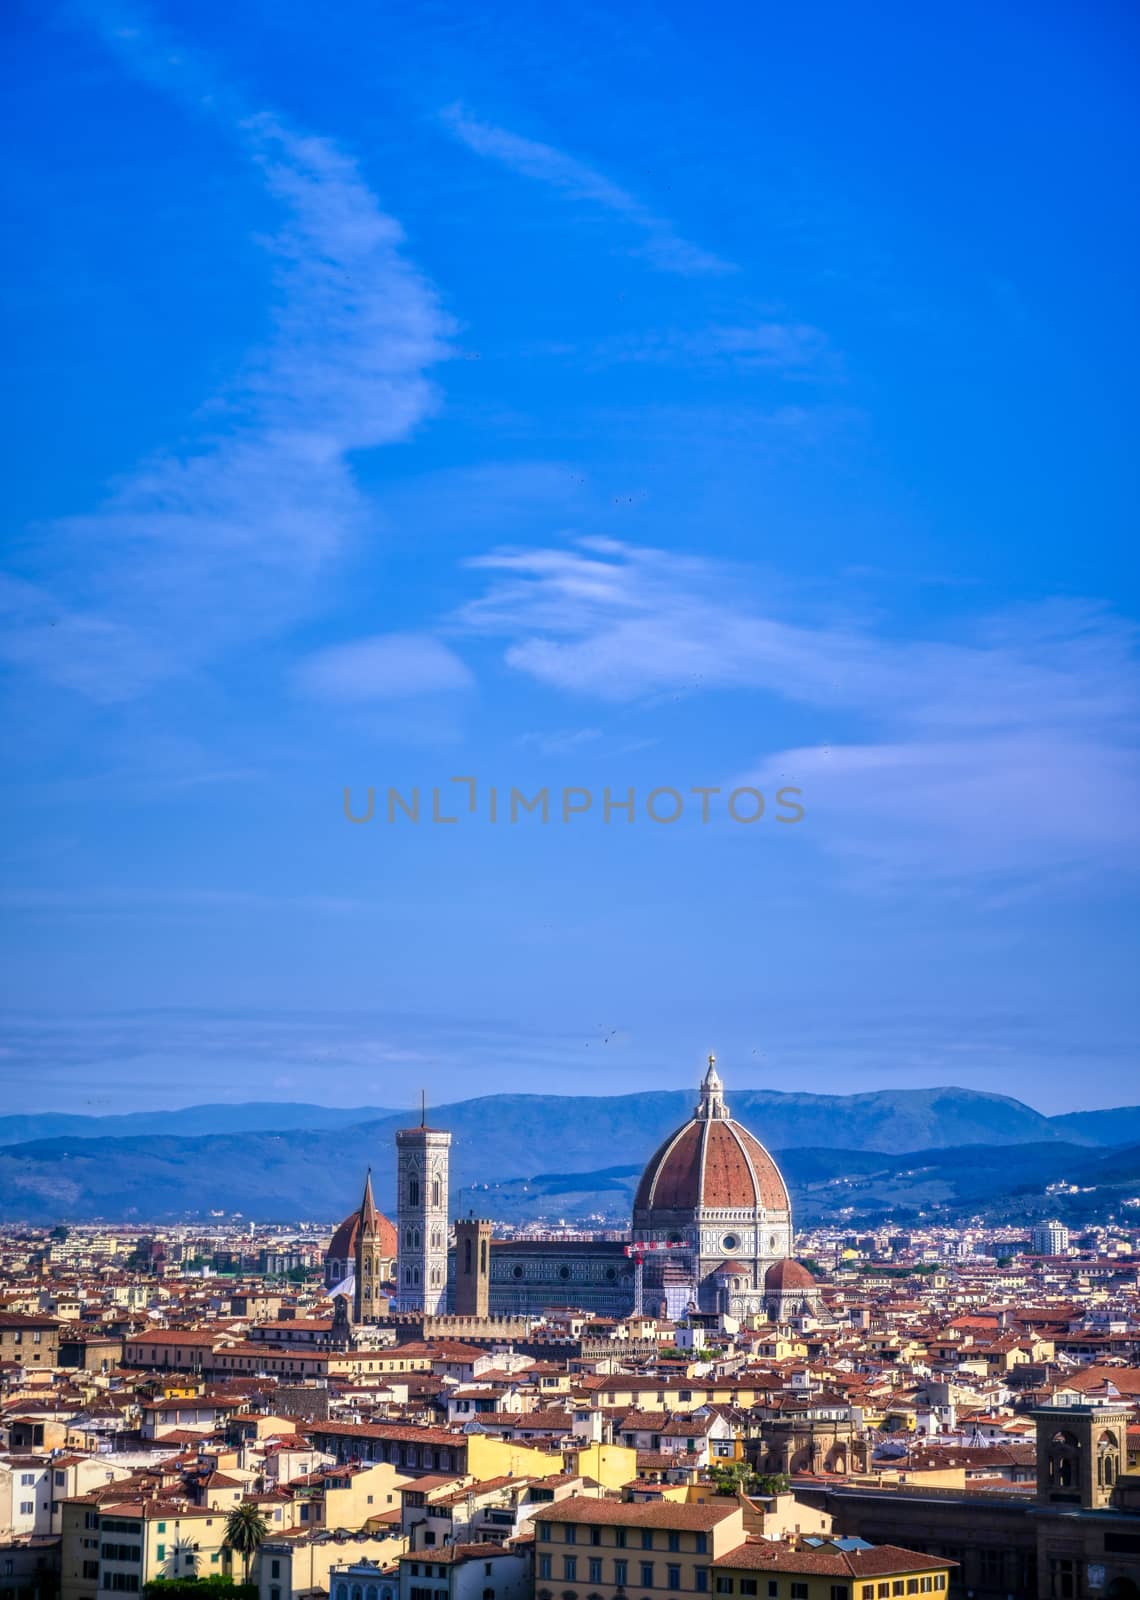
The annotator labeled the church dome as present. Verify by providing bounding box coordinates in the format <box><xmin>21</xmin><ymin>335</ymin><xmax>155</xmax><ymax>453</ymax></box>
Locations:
<box><xmin>765</xmin><ymin>1258</ymin><xmax>816</xmax><ymax>1292</ymax></box>
<box><xmin>326</xmin><ymin>1206</ymin><xmax>397</xmax><ymax>1265</ymax></box>
<box><xmin>632</xmin><ymin>1058</ymin><xmax>790</xmax><ymax>1218</ymax></box>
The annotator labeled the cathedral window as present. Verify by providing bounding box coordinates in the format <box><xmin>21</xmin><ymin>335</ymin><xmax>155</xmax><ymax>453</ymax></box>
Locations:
<box><xmin>409</xmin><ymin>1178</ymin><xmax>420</xmax><ymax>1207</ymax></box>
<box><xmin>432</xmin><ymin>1179</ymin><xmax>441</xmax><ymax>1207</ymax></box>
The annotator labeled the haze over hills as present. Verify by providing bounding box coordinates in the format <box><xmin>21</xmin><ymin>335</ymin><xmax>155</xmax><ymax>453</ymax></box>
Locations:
<box><xmin>1</xmin><ymin>1084</ymin><xmax>1138</xmax><ymax>1224</ymax></box>
<box><xmin>0</xmin><ymin>1083</ymin><xmax>1124</xmax><ymax>1153</ymax></box>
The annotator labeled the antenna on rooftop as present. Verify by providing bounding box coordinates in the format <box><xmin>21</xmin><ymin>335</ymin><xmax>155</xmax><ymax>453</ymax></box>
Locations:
<box><xmin>420</xmin><ymin>1089</ymin><xmax>427</xmax><ymax>1127</ymax></box>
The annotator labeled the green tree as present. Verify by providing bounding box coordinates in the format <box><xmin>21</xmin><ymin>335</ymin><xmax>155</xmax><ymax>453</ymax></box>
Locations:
<box><xmin>709</xmin><ymin>1460</ymin><xmax>758</xmax><ymax>1496</ymax></box>
<box><xmin>223</xmin><ymin>1505</ymin><xmax>269</xmax><ymax>1583</ymax></box>
<box><xmin>755</xmin><ymin>1473</ymin><xmax>790</xmax><ymax>1496</ymax></box>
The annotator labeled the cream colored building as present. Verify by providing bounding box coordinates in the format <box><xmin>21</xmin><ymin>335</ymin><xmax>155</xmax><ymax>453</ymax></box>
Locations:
<box><xmin>534</xmin><ymin>1497</ymin><xmax>746</xmax><ymax>1600</ymax></box>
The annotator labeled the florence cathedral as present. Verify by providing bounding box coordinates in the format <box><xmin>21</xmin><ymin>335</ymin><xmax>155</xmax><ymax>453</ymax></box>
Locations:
<box><xmin>325</xmin><ymin>1057</ymin><xmax>818</xmax><ymax>1324</ymax></box>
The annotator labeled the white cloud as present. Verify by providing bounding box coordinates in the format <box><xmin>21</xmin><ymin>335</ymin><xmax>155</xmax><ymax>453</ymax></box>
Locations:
<box><xmin>296</xmin><ymin>633</ymin><xmax>474</xmax><ymax>702</ymax></box>
<box><xmin>1</xmin><ymin>17</ymin><xmax>452</xmax><ymax>701</ymax></box>
<box><xmin>457</xmin><ymin>537</ymin><xmax>1140</xmax><ymax>881</ymax></box>
<box><xmin>442</xmin><ymin>103</ymin><xmax>731</xmax><ymax>277</ymax></box>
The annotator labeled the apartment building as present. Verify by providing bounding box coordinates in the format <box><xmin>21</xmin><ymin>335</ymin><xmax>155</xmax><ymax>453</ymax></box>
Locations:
<box><xmin>533</xmin><ymin>1498</ymin><xmax>746</xmax><ymax>1600</ymax></box>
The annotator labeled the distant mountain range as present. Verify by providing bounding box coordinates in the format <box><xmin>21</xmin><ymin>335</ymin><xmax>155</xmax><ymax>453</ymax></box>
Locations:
<box><xmin>1</xmin><ymin>1085</ymin><xmax>1137</xmax><ymax>1225</ymax></box>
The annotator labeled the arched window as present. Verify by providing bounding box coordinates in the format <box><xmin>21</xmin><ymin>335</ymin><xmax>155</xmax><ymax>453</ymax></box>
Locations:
<box><xmin>405</xmin><ymin>1228</ymin><xmax>413</xmax><ymax>1248</ymax></box>
<box><xmin>464</xmin><ymin>1238</ymin><xmax>473</xmax><ymax>1273</ymax></box>
<box><xmin>409</xmin><ymin>1177</ymin><xmax>420</xmax><ymax>1207</ymax></box>
<box><xmin>413</xmin><ymin>1266</ymin><xmax>420</xmax><ymax>1284</ymax></box>
<box><xmin>432</xmin><ymin>1179</ymin><xmax>441</xmax><ymax>1207</ymax></box>
<box><xmin>480</xmin><ymin>1239</ymin><xmax>488</xmax><ymax>1273</ymax></box>
<box><xmin>414</xmin><ymin>1228</ymin><xmax>421</xmax><ymax>1248</ymax></box>
<box><xmin>1049</xmin><ymin>1429</ymin><xmax>1080</xmax><ymax>1490</ymax></box>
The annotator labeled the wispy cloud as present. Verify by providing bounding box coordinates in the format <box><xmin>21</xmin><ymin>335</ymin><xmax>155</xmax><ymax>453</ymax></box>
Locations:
<box><xmin>296</xmin><ymin>632</ymin><xmax>474</xmax><ymax>703</ymax></box>
<box><xmin>1</xmin><ymin>11</ymin><xmax>452</xmax><ymax>702</ymax></box>
<box><xmin>591</xmin><ymin>323</ymin><xmax>832</xmax><ymax>373</ymax></box>
<box><xmin>457</xmin><ymin>537</ymin><xmax>1140</xmax><ymax>881</ymax></box>
<box><xmin>442</xmin><ymin>103</ymin><xmax>731</xmax><ymax>277</ymax></box>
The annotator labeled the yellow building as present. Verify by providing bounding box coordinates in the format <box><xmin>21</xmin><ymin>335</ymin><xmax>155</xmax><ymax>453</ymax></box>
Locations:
<box><xmin>711</xmin><ymin>1539</ymin><xmax>954</xmax><ymax>1599</ymax></box>
<box><xmin>534</xmin><ymin>1497</ymin><xmax>746</xmax><ymax>1600</ymax></box>
<box><xmin>60</xmin><ymin>1497</ymin><xmax>237</xmax><ymax>1600</ymax></box>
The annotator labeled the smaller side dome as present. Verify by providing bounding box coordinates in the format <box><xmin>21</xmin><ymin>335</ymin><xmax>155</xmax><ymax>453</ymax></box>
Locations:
<box><xmin>765</xmin><ymin>1258</ymin><xmax>816</xmax><ymax>1292</ymax></box>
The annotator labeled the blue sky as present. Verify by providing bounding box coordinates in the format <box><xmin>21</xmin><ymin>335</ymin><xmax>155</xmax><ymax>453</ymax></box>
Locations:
<box><xmin>2</xmin><ymin>0</ymin><xmax>1138</xmax><ymax>1117</ymax></box>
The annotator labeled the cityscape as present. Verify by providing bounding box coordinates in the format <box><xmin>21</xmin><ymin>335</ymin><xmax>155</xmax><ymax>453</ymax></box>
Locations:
<box><xmin>4</xmin><ymin>2</ymin><xmax>1139</xmax><ymax>1600</ymax></box>
<box><xmin>2</xmin><ymin>1063</ymin><xmax>1140</xmax><ymax>1600</ymax></box>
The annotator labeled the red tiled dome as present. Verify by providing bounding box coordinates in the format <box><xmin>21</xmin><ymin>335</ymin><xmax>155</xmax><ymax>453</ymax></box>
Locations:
<box><xmin>765</xmin><ymin>1258</ymin><xmax>816</xmax><ymax>1292</ymax></box>
<box><xmin>633</xmin><ymin>1072</ymin><xmax>790</xmax><ymax>1219</ymax></box>
<box><xmin>326</xmin><ymin>1207</ymin><xmax>397</xmax><ymax>1264</ymax></box>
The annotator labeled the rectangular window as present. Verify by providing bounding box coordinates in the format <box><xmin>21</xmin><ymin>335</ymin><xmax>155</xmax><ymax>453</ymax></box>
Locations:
<box><xmin>156</xmin><ymin>1547</ymin><xmax>165</xmax><ymax>1562</ymax></box>
<box><xmin>792</xmin><ymin>1586</ymin><xmax>809</xmax><ymax>1600</ymax></box>
<box><xmin>768</xmin><ymin>1586</ymin><xmax>778</xmax><ymax>1600</ymax></box>
<box><xmin>538</xmin><ymin>1525</ymin><xmax>550</xmax><ymax>1543</ymax></box>
<box><xmin>19</xmin><ymin>1503</ymin><xmax>34</xmax><ymax>1516</ymax></box>
<box><xmin>641</xmin><ymin>1564</ymin><xmax>655</xmax><ymax>1588</ymax></box>
<box><xmin>668</xmin><ymin>1535</ymin><xmax>680</xmax><ymax>1554</ymax></box>
<box><xmin>564</xmin><ymin>1557</ymin><xmax>578</xmax><ymax>1582</ymax></box>
<box><xmin>565</xmin><ymin>1527</ymin><xmax>577</xmax><ymax>1545</ymax></box>
<box><xmin>591</xmin><ymin>1529</ymin><xmax>602</xmax><ymax>1547</ymax></box>
<box><xmin>831</xmin><ymin>1588</ymin><xmax>850</xmax><ymax>1600</ymax></box>
<box><xmin>590</xmin><ymin>1560</ymin><xmax>603</xmax><ymax>1583</ymax></box>
<box><xmin>616</xmin><ymin>1530</ymin><xmax>628</xmax><ymax>1549</ymax></box>
<box><xmin>643</xmin><ymin>1532</ymin><xmax>654</xmax><ymax>1551</ymax></box>
<box><xmin>668</xmin><ymin>1567</ymin><xmax>681</xmax><ymax>1591</ymax></box>
<box><xmin>717</xmin><ymin>1580</ymin><xmax>733</xmax><ymax>1595</ymax></box>
<box><xmin>539</xmin><ymin>1557</ymin><xmax>551</xmax><ymax>1580</ymax></box>
<box><xmin>740</xmin><ymin>1584</ymin><xmax>757</xmax><ymax>1597</ymax></box>
<box><xmin>696</xmin><ymin>1571</ymin><xmax>708</xmax><ymax>1594</ymax></box>
<box><xmin>696</xmin><ymin>1536</ymin><xmax>708</xmax><ymax>1556</ymax></box>
<box><xmin>615</xmin><ymin>1561</ymin><xmax>628</xmax><ymax>1587</ymax></box>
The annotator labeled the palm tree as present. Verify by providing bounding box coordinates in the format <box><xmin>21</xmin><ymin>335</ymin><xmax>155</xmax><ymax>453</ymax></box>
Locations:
<box><xmin>223</xmin><ymin>1504</ymin><xmax>269</xmax><ymax>1585</ymax></box>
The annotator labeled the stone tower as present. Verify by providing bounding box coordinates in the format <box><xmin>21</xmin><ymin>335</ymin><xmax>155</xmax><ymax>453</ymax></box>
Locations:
<box><xmin>395</xmin><ymin>1112</ymin><xmax>451</xmax><ymax>1313</ymax></box>
<box><xmin>454</xmin><ymin>1217</ymin><xmax>492</xmax><ymax>1317</ymax></box>
<box><xmin>1033</xmin><ymin>1404</ymin><xmax>1128</xmax><ymax>1510</ymax></box>
<box><xmin>353</xmin><ymin>1169</ymin><xmax>385</xmax><ymax>1324</ymax></box>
